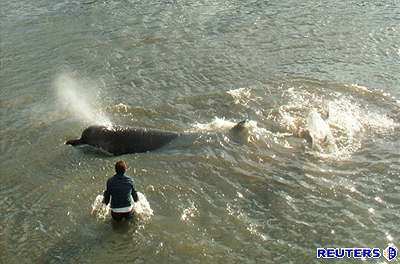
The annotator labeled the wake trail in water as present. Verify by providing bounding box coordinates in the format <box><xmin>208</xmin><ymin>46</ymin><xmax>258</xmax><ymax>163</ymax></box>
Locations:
<box><xmin>54</xmin><ymin>73</ymin><xmax>112</xmax><ymax>126</ymax></box>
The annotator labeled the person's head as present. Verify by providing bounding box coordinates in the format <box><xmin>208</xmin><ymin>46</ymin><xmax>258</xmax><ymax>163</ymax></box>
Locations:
<box><xmin>115</xmin><ymin>160</ymin><xmax>128</xmax><ymax>174</ymax></box>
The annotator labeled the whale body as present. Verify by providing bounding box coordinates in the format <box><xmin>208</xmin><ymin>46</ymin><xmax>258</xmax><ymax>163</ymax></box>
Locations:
<box><xmin>66</xmin><ymin>121</ymin><xmax>248</xmax><ymax>155</ymax></box>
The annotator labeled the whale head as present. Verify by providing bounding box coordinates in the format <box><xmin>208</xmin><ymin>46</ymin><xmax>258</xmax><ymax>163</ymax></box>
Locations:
<box><xmin>66</xmin><ymin>125</ymin><xmax>109</xmax><ymax>146</ymax></box>
<box><xmin>65</xmin><ymin>138</ymin><xmax>85</xmax><ymax>146</ymax></box>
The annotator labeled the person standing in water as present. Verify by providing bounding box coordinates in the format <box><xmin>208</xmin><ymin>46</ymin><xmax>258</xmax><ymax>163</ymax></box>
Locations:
<box><xmin>103</xmin><ymin>160</ymin><xmax>139</xmax><ymax>221</ymax></box>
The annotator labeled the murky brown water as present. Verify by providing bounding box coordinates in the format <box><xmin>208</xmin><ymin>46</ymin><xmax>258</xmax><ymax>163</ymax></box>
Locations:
<box><xmin>1</xmin><ymin>0</ymin><xmax>399</xmax><ymax>263</ymax></box>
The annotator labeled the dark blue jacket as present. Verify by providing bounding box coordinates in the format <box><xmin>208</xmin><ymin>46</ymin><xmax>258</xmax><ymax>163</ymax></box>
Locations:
<box><xmin>103</xmin><ymin>173</ymin><xmax>139</xmax><ymax>209</ymax></box>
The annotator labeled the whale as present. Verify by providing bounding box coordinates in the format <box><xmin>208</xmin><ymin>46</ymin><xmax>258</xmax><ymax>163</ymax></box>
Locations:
<box><xmin>66</xmin><ymin>121</ymin><xmax>248</xmax><ymax>155</ymax></box>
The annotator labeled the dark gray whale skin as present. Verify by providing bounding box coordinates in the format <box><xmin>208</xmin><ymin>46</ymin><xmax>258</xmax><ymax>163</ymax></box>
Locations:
<box><xmin>66</xmin><ymin>121</ymin><xmax>248</xmax><ymax>155</ymax></box>
<box><xmin>66</xmin><ymin>125</ymin><xmax>181</xmax><ymax>155</ymax></box>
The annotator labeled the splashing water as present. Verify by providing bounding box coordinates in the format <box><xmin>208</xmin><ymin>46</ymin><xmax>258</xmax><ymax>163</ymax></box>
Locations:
<box><xmin>226</xmin><ymin>202</ymin><xmax>268</xmax><ymax>241</ymax></box>
<box><xmin>190</xmin><ymin>117</ymin><xmax>269</xmax><ymax>144</ymax></box>
<box><xmin>132</xmin><ymin>192</ymin><xmax>154</xmax><ymax>220</ymax></box>
<box><xmin>277</xmin><ymin>86</ymin><xmax>399</xmax><ymax>159</ymax></box>
<box><xmin>306</xmin><ymin>109</ymin><xmax>332</xmax><ymax>141</ymax></box>
<box><xmin>180</xmin><ymin>202</ymin><xmax>199</xmax><ymax>222</ymax></box>
<box><xmin>226</xmin><ymin>87</ymin><xmax>263</xmax><ymax>107</ymax></box>
<box><xmin>91</xmin><ymin>195</ymin><xmax>109</xmax><ymax>221</ymax></box>
<box><xmin>54</xmin><ymin>73</ymin><xmax>112</xmax><ymax>126</ymax></box>
<box><xmin>306</xmin><ymin>109</ymin><xmax>338</xmax><ymax>153</ymax></box>
<box><xmin>190</xmin><ymin>117</ymin><xmax>237</xmax><ymax>132</ymax></box>
<box><xmin>91</xmin><ymin>192</ymin><xmax>153</xmax><ymax>221</ymax></box>
<box><xmin>226</xmin><ymin>87</ymin><xmax>253</xmax><ymax>105</ymax></box>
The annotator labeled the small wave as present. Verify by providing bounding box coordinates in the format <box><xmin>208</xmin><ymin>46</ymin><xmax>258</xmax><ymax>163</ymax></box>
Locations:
<box><xmin>226</xmin><ymin>87</ymin><xmax>263</xmax><ymax>107</ymax></box>
<box><xmin>190</xmin><ymin>117</ymin><xmax>237</xmax><ymax>132</ymax></box>
<box><xmin>180</xmin><ymin>202</ymin><xmax>199</xmax><ymax>223</ymax></box>
<box><xmin>106</xmin><ymin>103</ymin><xmax>158</xmax><ymax>117</ymax></box>
<box><xmin>226</xmin><ymin>87</ymin><xmax>252</xmax><ymax>105</ymax></box>
<box><xmin>112</xmin><ymin>103</ymin><xmax>129</xmax><ymax>113</ymax></box>
<box><xmin>226</xmin><ymin>202</ymin><xmax>268</xmax><ymax>241</ymax></box>
<box><xmin>244</xmin><ymin>120</ymin><xmax>269</xmax><ymax>144</ymax></box>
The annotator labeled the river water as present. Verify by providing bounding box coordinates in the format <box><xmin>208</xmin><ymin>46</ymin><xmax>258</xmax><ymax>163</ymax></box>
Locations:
<box><xmin>1</xmin><ymin>0</ymin><xmax>399</xmax><ymax>263</ymax></box>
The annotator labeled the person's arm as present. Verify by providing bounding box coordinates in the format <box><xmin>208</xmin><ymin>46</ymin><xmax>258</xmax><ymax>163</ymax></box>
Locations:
<box><xmin>131</xmin><ymin>186</ymin><xmax>139</xmax><ymax>202</ymax></box>
<box><xmin>103</xmin><ymin>179</ymin><xmax>111</xmax><ymax>205</ymax></box>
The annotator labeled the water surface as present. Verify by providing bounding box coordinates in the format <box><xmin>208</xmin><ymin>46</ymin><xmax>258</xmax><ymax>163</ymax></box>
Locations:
<box><xmin>1</xmin><ymin>0</ymin><xmax>399</xmax><ymax>263</ymax></box>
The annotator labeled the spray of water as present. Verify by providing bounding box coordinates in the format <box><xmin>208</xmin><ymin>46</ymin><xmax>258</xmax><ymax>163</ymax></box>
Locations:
<box><xmin>91</xmin><ymin>195</ymin><xmax>109</xmax><ymax>221</ymax></box>
<box><xmin>54</xmin><ymin>72</ymin><xmax>112</xmax><ymax>126</ymax></box>
<box><xmin>91</xmin><ymin>192</ymin><xmax>153</xmax><ymax>221</ymax></box>
<box><xmin>132</xmin><ymin>192</ymin><xmax>154</xmax><ymax>220</ymax></box>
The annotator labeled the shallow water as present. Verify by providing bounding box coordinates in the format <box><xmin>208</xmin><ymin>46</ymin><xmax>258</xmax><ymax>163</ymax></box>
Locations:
<box><xmin>1</xmin><ymin>0</ymin><xmax>399</xmax><ymax>263</ymax></box>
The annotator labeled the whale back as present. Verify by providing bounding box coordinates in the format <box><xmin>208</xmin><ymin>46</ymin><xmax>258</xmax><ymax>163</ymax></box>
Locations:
<box><xmin>111</xmin><ymin>126</ymin><xmax>179</xmax><ymax>154</ymax></box>
<box><xmin>81</xmin><ymin>125</ymin><xmax>180</xmax><ymax>155</ymax></box>
<box><xmin>70</xmin><ymin>121</ymin><xmax>248</xmax><ymax>155</ymax></box>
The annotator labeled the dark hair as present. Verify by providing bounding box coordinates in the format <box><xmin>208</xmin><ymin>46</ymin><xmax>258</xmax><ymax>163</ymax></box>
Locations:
<box><xmin>115</xmin><ymin>160</ymin><xmax>127</xmax><ymax>174</ymax></box>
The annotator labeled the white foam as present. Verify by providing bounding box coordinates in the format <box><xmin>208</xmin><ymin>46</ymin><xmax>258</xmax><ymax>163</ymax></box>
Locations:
<box><xmin>132</xmin><ymin>192</ymin><xmax>154</xmax><ymax>220</ymax></box>
<box><xmin>307</xmin><ymin>109</ymin><xmax>333</xmax><ymax>142</ymax></box>
<box><xmin>91</xmin><ymin>195</ymin><xmax>110</xmax><ymax>221</ymax></box>
<box><xmin>189</xmin><ymin>117</ymin><xmax>269</xmax><ymax>145</ymax></box>
<box><xmin>91</xmin><ymin>192</ymin><xmax>153</xmax><ymax>221</ymax></box>
<box><xmin>347</xmin><ymin>84</ymin><xmax>372</xmax><ymax>93</ymax></box>
<box><xmin>180</xmin><ymin>202</ymin><xmax>198</xmax><ymax>222</ymax></box>
<box><xmin>190</xmin><ymin>117</ymin><xmax>237</xmax><ymax>132</ymax></box>
<box><xmin>306</xmin><ymin>109</ymin><xmax>338</xmax><ymax>153</ymax></box>
<box><xmin>226</xmin><ymin>87</ymin><xmax>253</xmax><ymax>105</ymax></box>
